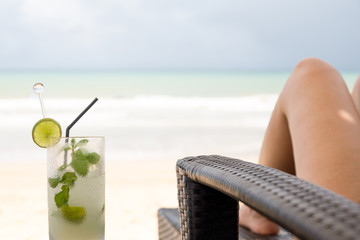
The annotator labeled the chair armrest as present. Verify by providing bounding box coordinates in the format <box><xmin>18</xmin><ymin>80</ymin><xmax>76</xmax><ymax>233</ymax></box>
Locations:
<box><xmin>177</xmin><ymin>155</ymin><xmax>360</xmax><ymax>240</ymax></box>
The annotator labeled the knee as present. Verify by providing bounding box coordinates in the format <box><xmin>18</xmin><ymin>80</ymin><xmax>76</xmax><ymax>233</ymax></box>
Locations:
<box><xmin>287</xmin><ymin>57</ymin><xmax>343</xmax><ymax>88</ymax></box>
<box><xmin>293</xmin><ymin>57</ymin><xmax>337</xmax><ymax>78</ymax></box>
<box><xmin>279</xmin><ymin>57</ymin><xmax>345</xmax><ymax>109</ymax></box>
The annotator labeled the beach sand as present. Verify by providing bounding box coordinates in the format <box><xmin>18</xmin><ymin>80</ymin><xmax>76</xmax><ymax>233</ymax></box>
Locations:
<box><xmin>0</xmin><ymin>159</ymin><xmax>179</xmax><ymax>240</ymax></box>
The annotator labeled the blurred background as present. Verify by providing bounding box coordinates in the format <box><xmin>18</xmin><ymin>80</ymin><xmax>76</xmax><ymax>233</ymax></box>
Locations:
<box><xmin>1</xmin><ymin>0</ymin><xmax>359</xmax><ymax>163</ymax></box>
<box><xmin>0</xmin><ymin>0</ymin><xmax>359</xmax><ymax>239</ymax></box>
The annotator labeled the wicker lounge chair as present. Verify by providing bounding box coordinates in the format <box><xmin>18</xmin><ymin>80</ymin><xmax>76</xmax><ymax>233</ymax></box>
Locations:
<box><xmin>158</xmin><ymin>155</ymin><xmax>360</xmax><ymax>240</ymax></box>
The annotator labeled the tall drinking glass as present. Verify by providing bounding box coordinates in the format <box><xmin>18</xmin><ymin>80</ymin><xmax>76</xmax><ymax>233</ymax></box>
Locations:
<box><xmin>47</xmin><ymin>137</ymin><xmax>105</xmax><ymax>240</ymax></box>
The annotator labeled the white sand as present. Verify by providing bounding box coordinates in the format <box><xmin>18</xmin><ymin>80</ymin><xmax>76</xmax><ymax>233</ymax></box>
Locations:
<box><xmin>0</xmin><ymin>160</ymin><xmax>179</xmax><ymax>240</ymax></box>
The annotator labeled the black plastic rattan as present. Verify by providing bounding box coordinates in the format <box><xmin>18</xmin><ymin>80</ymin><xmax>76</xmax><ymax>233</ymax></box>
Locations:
<box><xmin>176</xmin><ymin>155</ymin><xmax>360</xmax><ymax>240</ymax></box>
<box><xmin>158</xmin><ymin>208</ymin><xmax>293</xmax><ymax>240</ymax></box>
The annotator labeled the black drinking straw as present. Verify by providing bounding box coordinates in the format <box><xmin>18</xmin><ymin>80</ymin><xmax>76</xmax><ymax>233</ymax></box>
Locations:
<box><xmin>64</xmin><ymin>98</ymin><xmax>98</xmax><ymax>164</ymax></box>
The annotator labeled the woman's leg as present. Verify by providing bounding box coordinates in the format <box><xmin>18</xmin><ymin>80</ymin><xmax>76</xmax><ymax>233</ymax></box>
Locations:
<box><xmin>239</xmin><ymin>58</ymin><xmax>360</xmax><ymax>234</ymax></box>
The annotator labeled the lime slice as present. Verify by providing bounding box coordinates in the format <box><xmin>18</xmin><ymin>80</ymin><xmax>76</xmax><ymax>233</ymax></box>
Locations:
<box><xmin>32</xmin><ymin>118</ymin><xmax>62</xmax><ymax>148</ymax></box>
<box><xmin>61</xmin><ymin>206</ymin><xmax>86</xmax><ymax>223</ymax></box>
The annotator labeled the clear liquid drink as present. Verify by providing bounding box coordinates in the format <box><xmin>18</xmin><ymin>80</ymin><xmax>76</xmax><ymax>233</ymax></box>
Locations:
<box><xmin>47</xmin><ymin>137</ymin><xmax>105</xmax><ymax>240</ymax></box>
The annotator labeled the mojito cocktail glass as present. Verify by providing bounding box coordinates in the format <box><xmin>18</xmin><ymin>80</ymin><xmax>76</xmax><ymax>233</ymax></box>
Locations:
<box><xmin>47</xmin><ymin>137</ymin><xmax>105</xmax><ymax>240</ymax></box>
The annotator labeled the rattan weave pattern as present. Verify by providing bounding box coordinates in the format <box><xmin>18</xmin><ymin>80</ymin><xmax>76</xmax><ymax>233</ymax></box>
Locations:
<box><xmin>176</xmin><ymin>155</ymin><xmax>360</xmax><ymax>240</ymax></box>
<box><xmin>158</xmin><ymin>207</ymin><xmax>293</xmax><ymax>240</ymax></box>
<box><xmin>177</xmin><ymin>167</ymin><xmax>238</xmax><ymax>239</ymax></box>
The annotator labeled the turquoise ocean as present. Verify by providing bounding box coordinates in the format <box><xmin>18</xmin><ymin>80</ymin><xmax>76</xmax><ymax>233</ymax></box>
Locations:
<box><xmin>0</xmin><ymin>71</ymin><xmax>358</xmax><ymax>163</ymax></box>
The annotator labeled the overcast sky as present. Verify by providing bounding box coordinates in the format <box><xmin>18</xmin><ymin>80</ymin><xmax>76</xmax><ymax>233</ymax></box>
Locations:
<box><xmin>0</xmin><ymin>0</ymin><xmax>359</xmax><ymax>70</ymax></box>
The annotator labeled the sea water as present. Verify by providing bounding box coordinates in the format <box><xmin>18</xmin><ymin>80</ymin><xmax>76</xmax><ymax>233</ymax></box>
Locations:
<box><xmin>0</xmin><ymin>71</ymin><xmax>358</xmax><ymax>163</ymax></box>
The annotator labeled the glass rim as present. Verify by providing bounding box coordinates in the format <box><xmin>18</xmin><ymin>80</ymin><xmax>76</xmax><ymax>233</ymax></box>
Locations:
<box><xmin>48</xmin><ymin>136</ymin><xmax>105</xmax><ymax>139</ymax></box>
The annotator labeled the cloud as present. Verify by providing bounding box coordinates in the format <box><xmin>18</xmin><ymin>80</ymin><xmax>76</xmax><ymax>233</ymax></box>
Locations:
<box><xmin>20</xmin><ymin>0</ymin><xmax>91</xmax><ymax>32</ymax></box>
<box><xmin>0</xmin><ymin>0</ymin><xmax>359</xmax><ymax>70</ymax></box>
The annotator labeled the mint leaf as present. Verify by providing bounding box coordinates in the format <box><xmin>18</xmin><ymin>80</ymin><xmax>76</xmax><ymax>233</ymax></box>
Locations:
<box><xmin>55</xmin><ymin>185</ymin><xmax>69</xmax><ymax>208</ymax></box>
<box><xmin>58</xmin><ymin>164</ymin><xmax>68</xmax><ymax>172</ymax></box>
<box><xmin>75</xmin><ymin>139</ymin><xmax>89</xmax><ymax>148</ymax></box>
<box><xmin>73</xmin><ymin>149</ymin><xmax>87</xmax><ymax>161</ymax></box>
<box><xmin>71</xmin><ymin>158</ymin><xmax>89</xmax><ymax>177</ymax></box>
<box><xmin>48</xmin><ymin>177</ymin><xmax>60</xmax><ymax>188</ymax></box>
<box><xmin>87</xmin><ymin>152</ymin><xmax>100</xmax><ymax>164</ymax></box>
<box><xmin>63</xmin><ymin>146</ymin><xmax>71</xmax><ymax>151</ymax></box>
<box><xmin>71</xmin><ymin>138</ymin><xmax>76</xmax><ymax>148</ymax></box>
<box><xmin>71</xmin><ymin>149</ymin><xmax>90</xmax><ymax>176</ymax></box>
<box><xmin>59</xmin><ymin>172</ymin><xmax>78</xmax><ymax>186</ymax></box>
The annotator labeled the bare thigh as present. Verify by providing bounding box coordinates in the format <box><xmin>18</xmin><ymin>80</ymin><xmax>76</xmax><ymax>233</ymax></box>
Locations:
<box><xmin>263</xmin><ymin>58</ymin><xmax>360</xmax><ymax>203</ymax></box>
